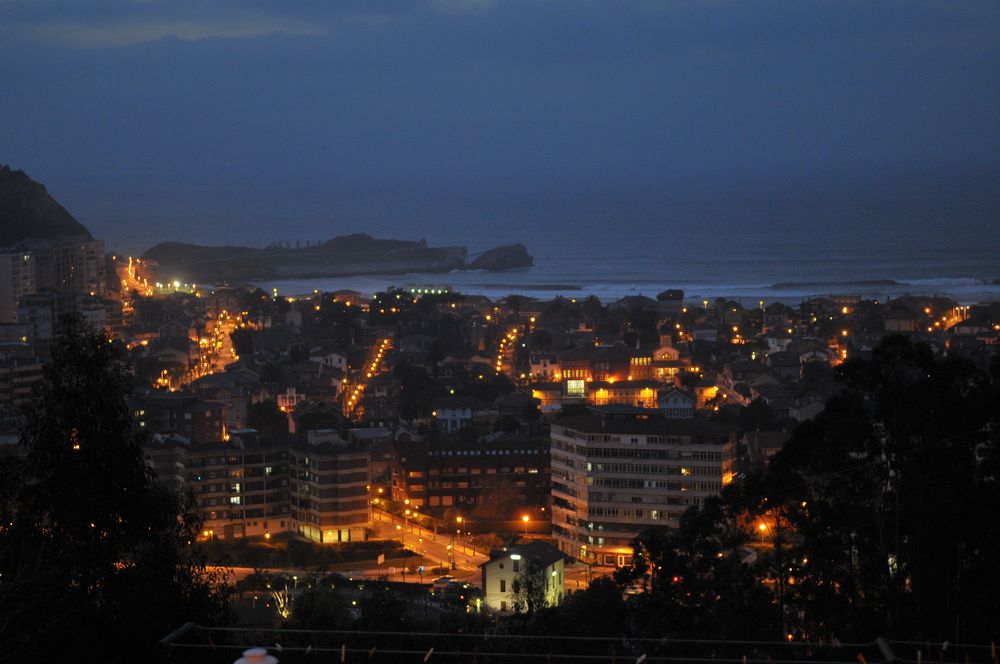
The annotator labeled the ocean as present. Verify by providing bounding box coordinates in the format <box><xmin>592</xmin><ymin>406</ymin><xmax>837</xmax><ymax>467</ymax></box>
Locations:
<box><xmin>72</xmin><ymin>186</ymin><xmax>1000</xmax><ymax>305</ymax></box>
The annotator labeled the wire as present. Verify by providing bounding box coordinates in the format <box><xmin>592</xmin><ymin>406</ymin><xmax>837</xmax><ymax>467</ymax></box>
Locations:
<box><xmin>162</xmin><ymin>641</ymin><xmax>984</xmax><ymax>664</ymax></box>
<box><xmin>195</xmin><ymin>626</ymin><xmax>884</xmax><ymax>650</ymax></box>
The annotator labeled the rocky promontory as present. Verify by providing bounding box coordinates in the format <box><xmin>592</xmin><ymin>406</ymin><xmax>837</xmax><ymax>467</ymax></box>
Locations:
<box><xmin>0</xmin><ymin>165</ymin><xmax>92</xmax><ymax>246</ymax></box>
<box><xmin>467</xmin><ymin>243</ymin><xmax>533</xmax><ymax>271</ymax></box>
<box><xmin>142</xmin><ymin>234</ymin><xmax>532</xmax><ymax>283</ymax></box>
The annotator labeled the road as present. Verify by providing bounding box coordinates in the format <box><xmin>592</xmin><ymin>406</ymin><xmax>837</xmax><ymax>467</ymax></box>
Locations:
<box><xmin>211</xmin><ymin>511</ymin><xmax>490</xmax><ymax>591</ymax></box>
<box><xmin>346</xmin><ymin>337</ymin><xmax>391</xmax><ymax>418</ymax></box>
<box><xmin>371</xmin><ymin>509</ymin><xmax>488</xmax><ymax>584</ymax></box>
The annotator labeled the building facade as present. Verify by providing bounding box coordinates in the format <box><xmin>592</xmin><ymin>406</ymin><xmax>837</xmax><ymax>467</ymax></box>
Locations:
<box><xmin>289</xmin><ymin>430</ymin><xmax>371</xmax><ymax>543</ymax></box>
<box><xmin>480</xmin><ymin>540</ymin><xmax>567</xmax><ymax>614</ymax></box>
<box><xmin>144</xmin><ymin>429</ymin><xmax>372</xmax><ymax>542</ymax></box>
<box><xmin>395</xmin><ymin>430</ymin><xmax>549</xmax><ymax>514</ymax></box>
<box><xmin>550</xmin><ymin>408</ymin><xmax>736</xmax><ymax>567</ymax></box>
<box><xmin>0</xmin><ymin>251</ymin><xmax>35</xmax><ymax>323</ymax></box>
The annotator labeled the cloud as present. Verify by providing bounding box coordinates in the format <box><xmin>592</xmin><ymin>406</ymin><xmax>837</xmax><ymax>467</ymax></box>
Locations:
<box><xmin>20</xmin><ymin>16</ymin><xmax>325</xmax><ymax>47</ymax></box>
<box><xmin>0</xmin><ymin>0</ymin><xmax>415</xmax><ymax>47</ymax></box>
<box><xmin>428</xmin><ymin>0</ymin><xmax>497</xmax><ymax>15</ymax></box>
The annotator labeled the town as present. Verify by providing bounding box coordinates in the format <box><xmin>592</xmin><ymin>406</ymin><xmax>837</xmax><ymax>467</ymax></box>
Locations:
<box><xmin>3</xmin><ymin>164</ymin><xmax>999</xmax><ymax>661</ymax></box>
<box><xmin>3</xmin><ymin>224</ymin><xmax>997</xmax><ymax>618</ymax></box>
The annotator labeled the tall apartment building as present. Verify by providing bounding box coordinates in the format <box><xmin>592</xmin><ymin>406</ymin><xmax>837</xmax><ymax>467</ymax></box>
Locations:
<box><xmin>1</xmin><ymin>237</ymin><xmax>106</xmax><ymax>333</ymax></box>
<box><xmin>144</xmin><ymin>431</ymin><xmax>292</xmax><ymax>538</ymax></box>
<box><xmin>132</xmin><ymin>391</ymin><xmax>227</xmax><ymax>443</ymax></box>
<box><xmin>0</xmin><ymin>251</ymin><xmax>35</xmax><ymax>323</ymax></box>
<box><xmin>20</xmin><ymin>238</ymin><xmax>106</xmax><ymax>296</ymax></box>
<box><xmin>144</xmin><ymin>429</ymin><xmax>373</xmax><ymax>542</ymax></box>
<box><xmin>550</xmin><ymin>407</ymin><xmax>736</xmax><ymax>567</ymax></box>
<box><xmin>0</xmin><ymin>357</ymin><xmax>43</xmax><ymax>409</ymax></box>
<box><xmin>18</xmin><ymin>289</ymin><xmax>122</xmax><ymax>356</ymax></box>
<box><xmin>180</xmin><ymin>432</ymin><xmax>292</xmax><ymax>539</ymax></box>
<box><xmin>289</xmin><ymin>430</ymin><xmax>371</xmax><ymax>543</ymax></box>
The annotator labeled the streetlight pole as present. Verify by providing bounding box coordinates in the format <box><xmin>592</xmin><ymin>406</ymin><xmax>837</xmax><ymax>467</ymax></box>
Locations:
<box><xmin>522</xmin><ymin>514</ymin><xmax>529</xmax><ymax>538</ymax></box>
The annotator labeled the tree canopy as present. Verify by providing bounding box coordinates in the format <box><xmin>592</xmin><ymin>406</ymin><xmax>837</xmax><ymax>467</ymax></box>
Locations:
<box><xmin>0</xmin><ymin>315</ymin><xmax>230</xmax><ymax>661</ymax></box>
<box><xmin>613</xmin><ymin>337</ymin><xmax>1000</xmax><ymax>645</ymax></box>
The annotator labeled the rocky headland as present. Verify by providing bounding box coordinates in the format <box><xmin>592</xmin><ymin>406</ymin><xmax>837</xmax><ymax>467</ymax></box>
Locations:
<box><xmin>0</xmin><ymin>165</ymin><xmax>92</xmax><ymax>246</ymax></box>
<box><xmin>142</xmin><ymin>235</ymin><xmax>532</xmax><ymax>283</ymax></box>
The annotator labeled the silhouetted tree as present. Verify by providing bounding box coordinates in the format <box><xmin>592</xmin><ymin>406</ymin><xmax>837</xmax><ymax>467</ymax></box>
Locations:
<box><xmin>229</xmin><ymin>327</ymin><xmax>254</xmax><ymax>358</ymax></box>
<box><xmin>511</xmin><ymin>560</ymin><xmax>547</xmax><ymax>615</ymax></box>
<box><xmin>767</xmin><ymin>336</ymin><xmax>1000</xmax><ymax>641</ymax></box>
<box><xmin>0</xmin><ymin>315</ymin><xmax>230</xmax><ymax>662</ymax></box>
<box><xmin>394</xmin><ymin>361</ymin><xmax>437</xmax><ymax>421</ymax></box>
<box><xmin>247</xmin><ymin>399</ymin><xmax>289</xmax><ymax>440</ymax></box>
<box><xmin>738</xmin><ymin>397</ymin><xmax>777</xmax><ymax>432</ymax></box>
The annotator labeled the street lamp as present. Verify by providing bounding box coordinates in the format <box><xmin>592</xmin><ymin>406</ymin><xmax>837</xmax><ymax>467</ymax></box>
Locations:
<box><xmin>452</xmin><ymin>515</ymin><xmax>462</xmax><ymax>553</ymax></box>
<box><xmin>522</xmin><ymin>515</ymin><xmax>529</xmax><ymax>537</ymax></box>
<box><xmin>758</xmin><ymin>522</ymin><xmax>768</xmax><ymax>543</ymax></box>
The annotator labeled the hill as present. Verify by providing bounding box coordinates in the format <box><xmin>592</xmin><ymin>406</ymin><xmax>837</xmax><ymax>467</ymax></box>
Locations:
<box><xmin>0</xmin><ymin>165</ymin><xmax>92</xmax><ymax>246</ymax></box>
<box><xmin>143</xmin><ymin>234</ymin><xmax>532</xmax><ymax>283</ymax></box>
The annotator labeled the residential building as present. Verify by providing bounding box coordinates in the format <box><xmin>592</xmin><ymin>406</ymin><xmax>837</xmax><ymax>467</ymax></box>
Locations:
<box><xmin>550</xmin><ymin>407</ymin><xmax>737</xmax><ymax>566</ymax></box>
<box><xmin>587</xmin><ymin>380</ymin><xmax>659</xmax><ymax>408</ymax></box>
<box><xmin>479</xmin><ymin>540</ymin><xmax>567</xmax><ymax>613</ymax></box>
<box><xmin>0</xmin><ymin>250</ymin><xmax>35</xmax><ymax>323</ymax></box>
<box><xmin>395</xmin><ymin>430</ymin><xmax>549</xmax><ymax>513</ymax></box>
<box><xmin>145</xmin><ymin>430</ymin><xmax>293</xmax><ymax>539</ymax></box>
<box><xmin>432</xmin><ymin>396</ymin><xmax>476</xmax><ymax>433</ymax></box>
<box><xmin>20</xmin><ymin>237</ymin><xmax>106</xmax><ymax>297</ymax></box>
<box><xmin>131</xmin><ymin>390</ymin><xmax>227</xmax><ymax>443</ymax></box>
<box><xmin>144</xmin><ymin>428</ymin><xmax>372</xmax><ymax>542</ymax></box>
<box><xmin>289</xmin><ymin>430</ymin><xmax>371</xmax><ymax>543</ymax></box>
<box><xmin>657</xmin><ymin>387</ymin><xmax>695</xmax><ymax>418</ymax></box>
<box><xmin>528</xmin><ymin>352</ymin><xmax>559</xmax><ymax>380</ymax></box>
<box><xmin>0</xmin><ymin>356</ymin><xmax>43</xmax><ymax>410</ymax></box>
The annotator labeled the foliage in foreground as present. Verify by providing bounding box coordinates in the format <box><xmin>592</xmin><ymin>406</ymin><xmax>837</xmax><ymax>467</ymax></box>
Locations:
<box><xmin>617</xmin><ymin>337</ymin><xmax>1000</xmax><ymax>644</ymax></box>
<box><xmin>0</xmin><ymin>316</ymin><xmax>231</xmax><ymax>663</ymax></box>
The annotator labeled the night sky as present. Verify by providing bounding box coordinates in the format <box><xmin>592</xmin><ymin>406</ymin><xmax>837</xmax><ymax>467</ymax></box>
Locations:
<box><xmin>2</xmin><ymin>1</ymin><xmax>999</xmax><ymax>247</ymax></box>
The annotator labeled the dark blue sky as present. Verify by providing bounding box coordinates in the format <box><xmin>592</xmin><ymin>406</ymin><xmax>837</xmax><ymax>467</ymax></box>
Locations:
<box><xmin>2</xmin><ymin>1</ymin><xmax>999</xmax><ymax>248</ymax></box>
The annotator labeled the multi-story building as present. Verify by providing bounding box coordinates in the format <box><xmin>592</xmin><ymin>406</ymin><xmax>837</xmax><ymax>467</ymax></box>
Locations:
<box><xmin>0</xmin><ymin>356</ymin><xmax>43</xmax><ymax>409</ymax></box>
<box><xmin>144</xmin><ymin>430</ymin><xmax>292</xmax><ymax>539</ymax></box>
<box><xmin>18</xmin><ymin>288</ymin><xmax>122</xmax><ymax>356</ymax></box>
<box><xmin>132</xmin><ymin>391</ymin><xmax>228</xmax><ymax>443</ymax></box>
<box><xmin>20</xmin><ymin>237</ymin><xmax>106</xmax><ymax>297</ymax></box>
<box><xmin>550</xmin><ymin>406</ymin><xmax>737</xmax><ymax>567</ymax></box>
<box><xmin>396</xmin><ymin>430</ymin><xmax>550</xmax><ymax>514</ymax></box>
<box><xmin>144</xmin><ymin>429</ymin><xmax>373</xmax><ymax>542</ymax></box>
<box><xmin>289</xmin><ymin>430</ymin><xmax>371</xmax><ymax>543</ymax></box>
<box><xmin>587</xmin><ymin>380</ymin><xmax>660</xmax><ymax>408</ymax></box>
<box><xmin>0</xmin><ymin>251</ymin><xmax>35</xmax><ymax>323</ymax></box>
<box><xmin>432</xmin><ymin>396</ymin><xmax>475</xmax><ymax>433</ymax></box>
<box><xmin>0</xmin><ymin>352</ymin><xmax>43</xmax><ymax>430</ymax></box>
<box><xmin>479</xmin><ymin>540</ymin><xmax>567</xmax><ymax>614</ymax></box>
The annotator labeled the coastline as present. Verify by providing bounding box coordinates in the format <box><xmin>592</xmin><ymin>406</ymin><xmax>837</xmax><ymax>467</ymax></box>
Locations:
<box><xmin>252</xmin><ymin>270</ymin><xmax>1000</xmax><ymax>306</ymax></box>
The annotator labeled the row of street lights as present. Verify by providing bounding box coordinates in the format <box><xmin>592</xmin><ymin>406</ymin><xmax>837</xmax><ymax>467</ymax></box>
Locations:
<box><xmin>346</xmin><ymin>338</ymin><xmax>390</xmax><ymax>416</ymax></box>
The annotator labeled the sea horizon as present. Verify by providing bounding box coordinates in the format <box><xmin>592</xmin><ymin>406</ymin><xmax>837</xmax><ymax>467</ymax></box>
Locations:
<box><xmin>63</xmin><ymin>184</ymin><xmax>1000</xmax><ymax>305</ymax></box>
